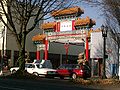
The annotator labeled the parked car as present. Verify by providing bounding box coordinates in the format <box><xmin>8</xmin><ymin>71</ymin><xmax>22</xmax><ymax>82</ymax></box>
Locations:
<box><xmin>10</xmin><ymin>63</ymin><xmax>57</xmax><ymax>77</ymax></box>
<box><xmin>56</xmin><ymin>64</ymin><xmax>91</xmax><ymax>80</ymax></box>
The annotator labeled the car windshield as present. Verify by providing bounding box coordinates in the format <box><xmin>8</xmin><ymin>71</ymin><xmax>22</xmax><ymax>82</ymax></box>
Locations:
<box><xmin>25</xmin><ymin>64</ymin><xmax>35</xmax><ymax>68</ymax></box>
<box><xmin>36</xmin><ymin>64</ymin><xmax>46</xmax><ymax>68</ymax></box>
<box><xmin>83</xmin><ymin>65</ymin><xmax>91</xmax><ymax>70</ymax></box>
<box><xmin>36</xmin><ymin>64</ymin><xmax>40</xmax><ymax>68</ymax></box>
<box><xmin>72</xmin><ymin>65</ymin><xmax>80</xmax><ymax>69</ymax></box>
<box><xmin>25</xmin><ymin>64</ymin><xmax>31</xmax><ymax>68</ymax></box>
<box><xmin>58</xmin><ymin>64</ymin><xmax>80</xmax><ymax>69</ymax></box>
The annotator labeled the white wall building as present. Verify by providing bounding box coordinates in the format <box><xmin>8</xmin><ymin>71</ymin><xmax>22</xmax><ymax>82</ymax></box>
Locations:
<box><xmin>0</xmin><ymin>2</ymin><xmax>43</xmax><ymax>66</ymax></box>
<box><xmin>90</xmin><ymin>31</ymin><xmax>119</xmax><ymax>78</ymax></box>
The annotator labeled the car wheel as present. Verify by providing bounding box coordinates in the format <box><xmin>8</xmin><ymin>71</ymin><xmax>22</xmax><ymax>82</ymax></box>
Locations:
<box><xmin>72</xmin><ymin>73</ymin><xmax>77</xmax><ymax>80</ymax></box>
<box><xmin>60</xmin><ymin>76</ymin><xmax>64</xmax><ymax>79</ymax></box>
<box><xmin>12</xmin><ymin>70</ymin><xmax>16</xmax><ymax>74</ymax></box>
<box><xmin>33</xmin><ymin>72</ymin><xmax>38</xmax><ymax>76</ymax></box>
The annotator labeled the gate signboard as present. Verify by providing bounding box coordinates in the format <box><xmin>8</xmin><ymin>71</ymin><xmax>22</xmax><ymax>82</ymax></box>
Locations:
<box><xmin>46</xmin><ymin>30</ymin><xmax>88</xmax><ymax>43</ymax></box>
<box><xmin>37</xmin><ymin>44</ymin><xmax>45</xmax><ymax>51</ymax></box>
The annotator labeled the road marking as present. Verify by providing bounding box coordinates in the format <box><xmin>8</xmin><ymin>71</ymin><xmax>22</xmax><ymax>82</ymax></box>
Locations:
<box><xmin>0</xmin><ymin>85</ymin><xmax>25</xmax><ymax>90</ymax></box>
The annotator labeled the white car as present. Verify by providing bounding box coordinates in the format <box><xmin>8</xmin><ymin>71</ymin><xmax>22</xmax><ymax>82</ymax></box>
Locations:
<box><xmin>10</xmin><ymin>63</ymin><xmax>57</xmax><ymax>77</ymax></box>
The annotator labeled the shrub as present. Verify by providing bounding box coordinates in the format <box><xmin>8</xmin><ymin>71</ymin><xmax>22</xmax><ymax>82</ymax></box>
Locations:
<box><xmin>1</xmin><ymin>70</ymin><xmax>41</xmax><ymax>80</ymax></box>
<box><xmin>73</xmin><ymin>78</ymin><xmax>120</xmax><ymax>87</ymax></box>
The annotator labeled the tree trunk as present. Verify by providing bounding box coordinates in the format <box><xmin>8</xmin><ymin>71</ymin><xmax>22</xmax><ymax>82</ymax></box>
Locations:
<box><xmin>117</xmin><ymin>41</ymin><xmax>119</xmax><ymax>79</ymax></box>
<box><xmin>18</xmin><ymin>33</ymin><xmax>26</xmax><ymax>71</ymax></box>
<box><xmin>18</xmin><ymin>48</ymin><xmax>25</xmax><ymax>71</ymax></box>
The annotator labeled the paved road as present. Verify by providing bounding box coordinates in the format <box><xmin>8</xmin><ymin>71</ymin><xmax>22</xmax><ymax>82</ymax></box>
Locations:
<box><xmin>0</xmin><ymin>78</ymin><xmax>101</xmax><ymax>90</ymax></box>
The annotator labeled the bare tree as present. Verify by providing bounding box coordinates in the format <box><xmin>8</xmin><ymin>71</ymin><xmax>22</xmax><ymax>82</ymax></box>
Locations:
<box><xmin>82</xmin><ymin>0</ymin><xmax>120</xmax><ymax>36</ymax></box>
<box><xmin>0</xmin><ymin>0</ymin><xmax>79</xmax><ymax>71</ymax></box>
<box><xmin>82</xmin><ymin>0</ymin><xmax>120</xmax><ymax>78</ymax></box>
<box><xmin>104</xmin><ymin>0</ymin><xmax>120</xmax><ymax>78</ymax></box>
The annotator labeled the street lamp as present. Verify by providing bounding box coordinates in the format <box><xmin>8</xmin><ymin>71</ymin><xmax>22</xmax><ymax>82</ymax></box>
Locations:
<box><xmin>64</xmin><ymin>41</ymin><xmax>69</xmax><ymax>64</ymax></box>
<box><xmin>101</xmin><ymin>24</ymin><xmax>108</xmax><ymax>79</ymax></box>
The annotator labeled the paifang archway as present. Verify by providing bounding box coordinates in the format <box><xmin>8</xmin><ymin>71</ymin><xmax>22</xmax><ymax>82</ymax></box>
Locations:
<box><xmin>32</xmin><ymin>6</ymin><xmax>95</xmax><ymax>63</ymax></box>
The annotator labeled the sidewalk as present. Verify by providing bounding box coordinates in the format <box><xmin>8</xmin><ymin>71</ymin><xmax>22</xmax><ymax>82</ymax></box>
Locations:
<box><xmin>89</xmin><ymin>77</ymin><xmax>120</xmax><ymax>90</ymax></box>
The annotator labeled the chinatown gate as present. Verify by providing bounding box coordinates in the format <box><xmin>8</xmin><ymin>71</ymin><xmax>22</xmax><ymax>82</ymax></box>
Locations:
<box><xmin>32</xmin><ymin>7</ymin><xmax>95</xmax><ymax>65</ymax></box>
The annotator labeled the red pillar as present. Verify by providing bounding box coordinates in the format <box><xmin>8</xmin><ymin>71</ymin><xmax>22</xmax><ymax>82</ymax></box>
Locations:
<box><xmin>72</xmin><ymin>20</ymin><xmax>75</xmax><ymax>30</ymax></box>
<box><xmin>44</xmin><ymin>38</ymin><xmax>48</xmax><ymax>60</ymax></box>
<box><xmin>36</xmin><ymin>51</ymin><xmax>40</xmax><ymax>60</ymax></box>
<box><xmin>64</xmin><ymin>43</ymin><xmax>69</xmax><ymax>63</ymax></box>
<box><xmin>86</xmin><ymin>37</ymin><xmax>89</xmax><ymax>61</ymax></box>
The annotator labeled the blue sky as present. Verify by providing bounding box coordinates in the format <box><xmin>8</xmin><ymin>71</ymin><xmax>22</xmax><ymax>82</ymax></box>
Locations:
<box><xmin>79</xmin><ymin>4</ymin><xmax>104</xmax><ymax>29</ymax></box>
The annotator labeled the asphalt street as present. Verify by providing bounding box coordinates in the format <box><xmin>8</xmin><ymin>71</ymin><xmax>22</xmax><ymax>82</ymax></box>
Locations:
<box><xmin>0</xmin><ymin>78</ymin><xmax>101</xmax><ymax>90</ymax></box>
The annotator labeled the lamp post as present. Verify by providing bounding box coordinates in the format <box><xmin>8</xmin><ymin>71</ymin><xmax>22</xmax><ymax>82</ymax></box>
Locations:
<box><xmin>101</xmin><ymin>25</ymin><xmax>108</xmax><ymax>79</ymax></box>
<box><xmin>64</xmin><ymin>42</ymin><xmax>69</xmax><ymax>64</ymax></box>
